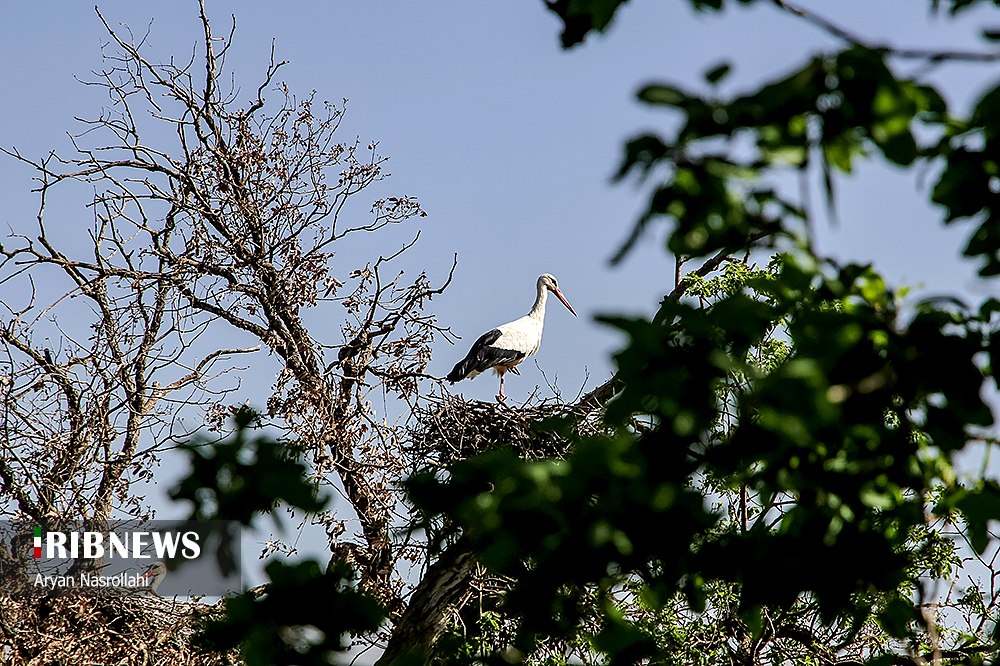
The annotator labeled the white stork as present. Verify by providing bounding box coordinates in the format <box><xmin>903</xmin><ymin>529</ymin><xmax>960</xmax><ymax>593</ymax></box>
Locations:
<box><xmin>447</xmin><ymin>274</ymin><xmax>577</xmax><ymax>400</ymax></box>
<box><xmin>137</xmin><ymin>561</ymin><xmax>167</xmax><ymax>595</ymax></box>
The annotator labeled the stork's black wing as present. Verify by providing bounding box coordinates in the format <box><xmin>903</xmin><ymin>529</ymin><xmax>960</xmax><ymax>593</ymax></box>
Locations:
<box><xmin>447</xmin><ymin>329</ymin><xmax>526</xmax><ymax>382</ymax></box>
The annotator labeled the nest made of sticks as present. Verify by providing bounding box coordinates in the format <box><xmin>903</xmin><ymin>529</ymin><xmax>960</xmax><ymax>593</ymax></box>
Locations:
<box><xmin>408</xmin><ymin>394</ymin><xmax>607</xmax><ymax>466</ymax></box>
<box><xmin>0</xmin><ymin>593</ymin><xmax>230</xmax><ymax>666</ymax></box>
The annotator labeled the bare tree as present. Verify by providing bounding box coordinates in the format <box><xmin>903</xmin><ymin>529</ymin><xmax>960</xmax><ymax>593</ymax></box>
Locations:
<box><xmin>0</xmin><ymin>0</ymin><xmax>455</xmax><ymax>626</ymax></box>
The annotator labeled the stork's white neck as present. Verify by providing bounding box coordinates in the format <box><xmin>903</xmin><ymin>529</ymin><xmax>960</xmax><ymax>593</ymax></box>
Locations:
<box><xmin>528</xmin><ymin>281</ymin><xmax>548</xmax><ymax>319</ymax></box>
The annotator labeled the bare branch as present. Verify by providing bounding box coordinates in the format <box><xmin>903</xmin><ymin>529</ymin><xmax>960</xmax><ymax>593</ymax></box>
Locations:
<box><xmin>773</xmin><ymin>0</ymin><xmax>1000</xmax><ymax>63</ymax></box>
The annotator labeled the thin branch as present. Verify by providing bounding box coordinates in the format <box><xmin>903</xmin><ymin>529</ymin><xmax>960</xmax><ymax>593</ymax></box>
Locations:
<box><xmin>773</xmin><ymin>0</ymin><xmax>1000</xmax><ymax>62</ymax></box>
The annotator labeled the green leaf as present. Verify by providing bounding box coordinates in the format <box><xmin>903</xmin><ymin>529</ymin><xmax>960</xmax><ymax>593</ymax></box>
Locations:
<box><xmin>704</xmin><ymin>61</ymin><xmax>732</xmax><ymax>85</ymax></box>
<box><xmin>637</xmin><ymin>84</ymin><xmax>689</xmax><ymax>107</ymax></box>
<box><xmin>544</xmin><ymin>0</ymin><xmax>631</xmax><ymax>48</ymax></box>
<box><xmin>198</xmin><ymin>559</ymin><xmax>385</xmax><ymax>666</ymax></box>
<box><xmin>169</xmin><ymin>407</ymin><xmax>328</xmax><ymax>525</ymax></box>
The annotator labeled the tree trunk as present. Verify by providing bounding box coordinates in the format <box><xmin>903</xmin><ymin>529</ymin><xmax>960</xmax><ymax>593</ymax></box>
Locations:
<box><xmin>377</xmin><ymin>538</ymin><xmax>477</xmax><ymax>665</ymax></box>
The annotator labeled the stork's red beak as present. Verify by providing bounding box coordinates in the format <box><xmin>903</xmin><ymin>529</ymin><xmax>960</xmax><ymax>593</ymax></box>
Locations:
<box><xmin>553</xmin><ymin>287</ymin><xmax>577</xmax><ymax>317</ymax></box>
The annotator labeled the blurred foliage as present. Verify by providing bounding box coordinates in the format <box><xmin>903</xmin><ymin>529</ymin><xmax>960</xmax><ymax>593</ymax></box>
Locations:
<box><xmin>406</xmin><ymin>1</ymin><xmax>1000</xmax><ymax>664</ymax></box>
<box><xmin>169</xmin><ymin>409</ymin><xmax>386</xmax><ymax>664</ymax></box>
<box><xmin>199</xmin><ymin>559</ymin><xmax>386</xmax><ymax>666</ymax></box>
<box><xmin>560</xmin><ymin>2</ymin><xmax>1000</xmax><ymax>278</ymax></box>
<box><xmin>170</xmin><ymin>407</ymin><xmax>329</xmax><ymax>576</ymax></box>
<box><xmin>545</xmin><ymin>0</ymin><xmax>1000</xmax><ymax>49</ymax></box>
<box><xmin>168</xmin><ymin>2</ymin><xmax>1000</xmax><ymax>664</ymax></box>
<box><xmin>170</xmin><ymin>407</ymin><xmax>328</xmax><ymax>525</ymax></box>
<box><xmin>410</xmin><ymin>257</ymin><xmax>996</xmax><ymax>663</ymax></box>
<box><xmin>616</xmin><ymin>46</ymin><xmax>950</xmax><ymax>263</ymax></box>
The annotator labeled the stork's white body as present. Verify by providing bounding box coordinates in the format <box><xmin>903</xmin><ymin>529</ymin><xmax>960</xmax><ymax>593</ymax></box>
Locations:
<box><xmin>447</xmin><ymin>274</ymin><xmax>577</xmax><ymax>400</ymax></box>
<box><xmin>462</xmin><ymin>302</ymin><xmax>547</xmax><ymax>382</ymax></box>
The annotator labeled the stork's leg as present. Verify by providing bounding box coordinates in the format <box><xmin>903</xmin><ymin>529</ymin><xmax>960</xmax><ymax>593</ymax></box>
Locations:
<box><xmin>497</xmin><ymin>369</ymin><xmax>507</xmax><ymax>402</ymax></box>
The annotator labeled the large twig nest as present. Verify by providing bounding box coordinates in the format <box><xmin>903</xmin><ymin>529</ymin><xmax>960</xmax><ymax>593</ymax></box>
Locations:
<box><xmin>408</xmin><ymin>393</ymin><xmax>607</xmax><ymax>466</ymax></box>
<box><xmin>0</xmin><ymin>593</ymin><xmax>229</xmax><ymax>665</ymax></box>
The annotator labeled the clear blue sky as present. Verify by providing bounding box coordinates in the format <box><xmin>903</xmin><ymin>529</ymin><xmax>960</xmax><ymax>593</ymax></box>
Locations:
<box><xmin>1</xmin><ymin>1</ymin><xmax>998</xmax><ymax>568</ymax></box>
<box><xmin>2</xmin><ymin>1</ymin><xmax>995</xmax><ymax>405</ymax></box>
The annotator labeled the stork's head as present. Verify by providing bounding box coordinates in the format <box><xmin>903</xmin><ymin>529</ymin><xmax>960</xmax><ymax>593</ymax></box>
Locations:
<box><xmin>139</xmin><ymin>561</ymin><xmax>167</xmax><ymax>594</ymax></box>
<box><xmin>538</xmin><ymin>274</ymin><xmax>577</xmax><ymax>316</ymax></box>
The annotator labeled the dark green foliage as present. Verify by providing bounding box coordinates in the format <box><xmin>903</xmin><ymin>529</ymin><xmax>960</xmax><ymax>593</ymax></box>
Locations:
<box><xmin>615</xmin><ymin>47</ymin><xmax>949</xmax><ymax>262</ymax></box>
<box><xmin>170</xmin><ymin>407</ymin><xmax>328</xmax><ymax>525</ymax></box>
<box><xmin>938</xmin><ymin>0</ymin><xmax>1000</xmax><ymax>14</ymax></box>
<box><xmin>170</xmin><ymin>410</ymin><xmax>386</xmax><ymax>664</ymax></box>
<box><xmin>165</xmin><ymin>3</ymin><xmax>1000</xmax><ymax>663</ymax></box>
<box><xmin>199</xmin><ymin>559</ymin><xmax>386</xmax><ymax>666</ymax></box>
<box><xmin>703</xmin><ymin>62</ymin><xmax>731</xmax><ymax>85</ymax></box>
<box><xmin>432</xmin><ymin>611</ymin><xmax>520</xmax><ymax>666</ymax></box>
<box><xmin>404</xmin><ymin>3</ymin><xmax>1000</xmax><ymax>664</ymax></box>
<box><xmin>553</xmin><ymin>0</ymin><xmax>1000</xmax><ymax>277</ymax></box>
<box><xmin>411</xmin><ymin>256</ymin><xmax>996</xmax><ymax>660</ymax></box>
<box><xmin>170</xmin><ymin>407</ymin><xmax>329</xmax><ymax>580</ymax></box>
<box><xmin>408</xmin><ymin>435</ymin><xmax>716</xmax><ymax>662</ymax></box>
<box><xmin>543</xmin><ymin>0</ymin><xmax>632</xmax><ymax>48</ymax></box>
<box><xmin>932</xmin><ymin>80</ymin><xmax>1000</xmax><ymax>275</ymax></box>
<box><xmin>543</xmin><ymin>0</ymin><xmax>767</xmax><ymax>48</ymax></box>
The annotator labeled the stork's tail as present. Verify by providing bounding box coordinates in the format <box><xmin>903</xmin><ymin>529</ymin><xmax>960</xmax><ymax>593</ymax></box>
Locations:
<box><xmin>446</xmin><ymin>357</ymin><xmax>473</xmax><ymax>383</ymax></box>
<box><xmin>447</xmin><ymin>329</ymin><xmax>503</xmax><ymax>383</ymax></box>
<box><xmin>447</xmin><ymin>329</ymin><xmax>522</xmax><ymax>384</ymax></box>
